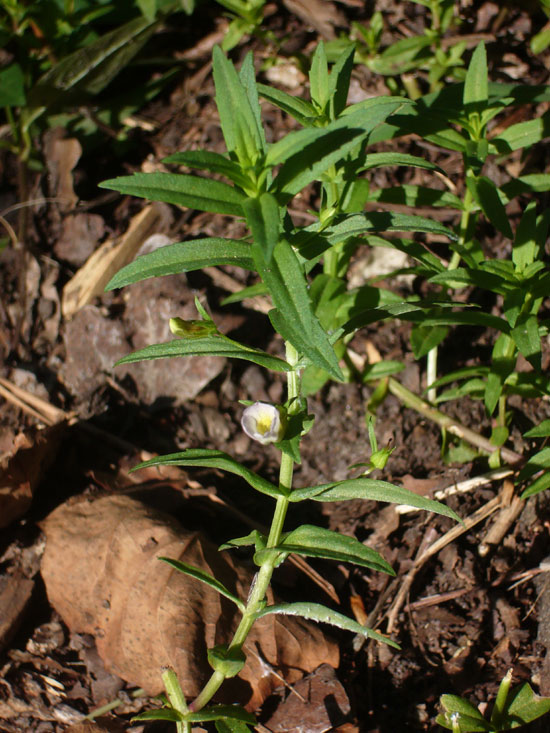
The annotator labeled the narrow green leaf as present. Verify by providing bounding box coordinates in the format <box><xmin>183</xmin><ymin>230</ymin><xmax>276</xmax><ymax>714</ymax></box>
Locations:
<box><xmin>115</xmin><ymin>333</ymin><xmax>290</xmax><ymax>372</ymax></box>
<box><xmin>99</xmin><ymin>173</ymin><xmax>245</xmax><ymax>216</ymax></box>
<box><xmin>160</xmin><ymin>558</ymin><xmax>245</xmax><ymax>611</ymax></box>
<box><xmin>131</xmin><ymin>449</ymin><xmax>286</xmax><ymax>498</ymax></box>
<box><xmin>163</xmin><ymin>150</ymin><xmax>250</xmax><ymax>188</ymax></box>
<box><xmin>243</xmin><ymin>193</ymin><xmax>280</xmax><ymax>261</ymax></box>
<box><xmin>106</xmin><ymin>238</ymin><xmax>253</xmax><ymax>290</ymax></box>
<box><xmin>184</xmin><ymin>706</ymin><xmax>256</xmax><ymax>724</ymax></box>
<box><xmin>410</xmin><ymin>324</ymin><xmax>448</xmax><ymax>359</ymax></box>
<box><xmin>256</xmin><ymin>83</ymin><xmax>316</xmax><ymax>126</ymax></box>
<box><xmin>24</xmin><ymin>15</ymin><xmax>157</xmax><ymax>129</ymax></box>
<box><xmin>524</xmin><ymin>420</ymin><xmax>550</xmax><ymax>438</ymax></box>
<box><xmin>436</xmin><ymin>694</ymin><xmax>492</xmax><ymax>731</ymax></box>
<box><xmin>465</xmin><ymin>175</ymin><xmax>512</xmax><ymax>238</ymax></box>
<box><xmin>133</xmin><ymin>709</ymin><xmax>185</xmax><ymax>722</ymax></box>
<box><xmin>360</xmin><ymin>152</ymin><xmax>444</xmax><ymax>174</ymax></box>
<box><xmin>513</xmin><ymin>202</ymin><xmax>539</xmax><ymax>273</ymax></box>
<box><xmin>215</xmin><ymin>719</ymin><xmax>253</xmax><ymax>733</ymax></box>
<box><xmin>428</xmin><ymin>267</ymin><xmax>512</xmax><ymax>294</ymax></box>
<box><xmin>328</xmin><ymin>44</ymin><xmax>355</xmax><ymax>117</ymax></box>
<box><xmin>309</xmin><ymin>42</ymin><xmax>330</xmax><ymax>111</ymax></box>
<box><xmin>257</xmin><ymin>602</ymin><xmax>400</xmax><ymax>648</ymax></box>
<box><xmin>511</xmin><ymin>315</ymin><xmax>541</xmax><ymax>370</ymax></box>
<box><xmin>279</xmin><ymin>524</ymin><xmax>395</xmax><ymax>574</ymax></box>
<box><xmin>362</xmin><ymin>361</ymin><xmax>405</xmax><ymax>381</ymax></box>
<box><xmin>239</xmin><ymin>52</ymin><xmax>267</xmax><ymax>155</ymax></box>
<box><xmin>500</xmin><ymin>173</ymin><xmax>550</xmax><ymax>200</ymax></box>
<box><xmin>219</xmin><ymin>530</ymin><xmax>266</xmax><ymax>552</ymax></box>
<box><xmin>367</xmin><ymin>184</ymin><xmax>462</xmax><ymax>209</ymax></box>
<box><xmin>289</xmin><ymin>477</ymin><xmax>460</xmax><ymax>522</ymax></box>
<box><xmin>251</xmin><ymin>239</ymin><xmax>343</xmax><ymax>379</ymax></box>
<box><xmin>463</xmin><ymin>42</ymin><xmax>488</xmax><ymax>107</ymax></box>
<box><xmin>213</xmin><ymin>46</ymin><xmax>263</xmax><ymax>166</ymax></box>
<box><xmin>491</xmin><ymin>110</ymin><xmax>550</xmax><ymax>152</ymax></box>
<box><xmin>521</xmin><ymin>471</ymin><xmax>550</xmax><ymax>499</ymax></box>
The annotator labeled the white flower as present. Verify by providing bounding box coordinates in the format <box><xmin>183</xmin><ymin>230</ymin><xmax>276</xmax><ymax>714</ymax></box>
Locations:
<box><xmin>241</xmin><ymin>402</ymin><xmax>285</xmax><ymax>445</ymax></box>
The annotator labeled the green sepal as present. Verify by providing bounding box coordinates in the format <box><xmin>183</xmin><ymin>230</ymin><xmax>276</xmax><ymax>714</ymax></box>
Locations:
<box><xmin>159</xmin><ymin>558</ymin><xmax>245</xmax><ymax>612</ymax></box>
<box><xmin>257</xmin><ymin>602</ymin><xmax>400</xmax><ymax>648</ymax></box>
<box><xmin>207</xmin><ymin>645</ymin><xmax>246</xmax><ymax>678</ymax></box>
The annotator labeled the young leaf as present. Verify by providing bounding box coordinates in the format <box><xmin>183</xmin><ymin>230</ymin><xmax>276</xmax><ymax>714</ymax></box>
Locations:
<box><xmin>289</xmin><ymin>478</ymin><xmax>460</xmax><ymax>522</ymax></box>
<box><xmin>105</xmin><ymin>238</ymin><xmax>254</xmax><ymax>290</ymax></box>
<box><xmin>212</xmin><ymin>46</ymin><xmax>263</xmax><ymax>166</ymax></box>
<box><xmin>309</xmin><ymin>42</ymin><xmax>330</xmax><ymax>112</ymax></box>
<box><xmin>463</xmin><ymin>42</ymin><xmax>488</xmax><ymax>108</ymax></box>
<box><xmin>159</xmin><ymin>558</ymin><xmax>245</xmax><ymax>611</ymax></box>
<box><xmin>278</xmin><ymin>524</ymin><xmax>395</xmax><ymax>574</ymax></box>
<box><xmin>99</xmin><ymin>173</ymin><xmax>245</xmax><ymax>217</ymax></box>
<box><xmin>239</xmin><ymin>52</ymin><xmax>267</xmax><ymax>155</ymax></box>
<box><xmin>524</xmin><ymin>420</ymin><xmax>550</xmax><ymax>438</ymax></box>
<box><xmin>256</xmin><ymin>83</ymin><xmax>316</xmax><ymax>126</ymax></box>
<box><xmin>257</xmin><ymin>602</ymin><xmax>400</xmax><ymax>648</ymax></box>
<box><xmin>327</xmin><ymin>44</ymin><xmax>355</xmax><ymax>117</ymax></box>
<box><xmin>131</xmin><ymin>449</ymin><xmax>286</xmax><ymax>498</ymax></box>
<box><xmin>115</xmin><ymin>333</ymin><xmax>290</xmax><ymax>372</ymax></box>
<box><xmin>436</xmin><ymin>694</ymin><xmax>492</xmax><ymax>732</ymax></box>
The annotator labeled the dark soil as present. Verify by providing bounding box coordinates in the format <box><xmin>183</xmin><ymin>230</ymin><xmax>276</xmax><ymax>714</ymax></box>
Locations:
<box><xmin>2</xmin><ymin>2</ymin><xmax>550</xmax><ymax>731</ymax></box>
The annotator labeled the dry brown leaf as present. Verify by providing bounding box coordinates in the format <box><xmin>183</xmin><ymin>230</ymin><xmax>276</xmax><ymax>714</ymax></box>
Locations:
<box><xmin>0</xmin><ymin>422</ymin><xmax>66</xmax><ymax>528</ymax></box>
<box><xmin>40</xmin><ymin>494</ymin><xmax>338</xmax><ymax>710</ymax></box>
<box><xmin>0</xmin><ymin>572</ymin><xmax>34</xmax><ymax>651</ymax></box>
<box><xmin>281</xmin><ymin>0</ymin><xmax>346</xmax><ymax>38</ymax></box>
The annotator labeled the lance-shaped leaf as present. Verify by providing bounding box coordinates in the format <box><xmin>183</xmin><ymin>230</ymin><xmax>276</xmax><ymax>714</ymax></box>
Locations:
<box><xmin>163</xmin><ymin>150</ymin><xmax>250</xmax><ymax>189</ymax></box>
<box><xmin>500</xmin><ymin>683</ymin><xmax>550</xmax><ymax>726</ymax></box>
<box><xmin>134</xmin><ymin>709</ymin><xmax>186</xmax><ymax>723</ymax></box>
<box><xmin>257</xmin><ymin>602</ymin><xmax>399</xmax><ymax>648</ymax></box>
<box><xmin>367</xmin><ymin>185</ymin><xmax>462</xmax><ymax>209</ymax></box>
<box><xmin>491</xmin><ymin>110</ymin><xmax>550</xmax><ymax>153</ymax></box>
<box><xmin>328</xmin><ymin>44</ymin><xmax>355</xmax><ymax>118</ymax></box>
<box><xmin>183</xmin><ymin>706</ymin><xmax>255</xmax><ymax>724</ymax></box>
<box><xmin>309</xmin><ymin>42</ymin><xmax>330</xmax><ymax>112</ymax></box>
<box><xmin>159</xmin><ymin>558</ymin><xmax>245</xmax><ymax>612</ymax></box>
<box><xmin>106</xmin><ymin>238</ymin><xmax>254</xmax><ymax>289</ymax></box>
<box><xmin>277</xmin><ymin>524</ymin><xmax>394</xmax><ymax>574</ymax></box>
<box><xmin>23</xmin><ymin>15</ymin><xmax>157</xmax><ymax>131</ymax></box>
<box><xmin>131</xmin><ymin>449</ymin><xmax>285</xmax><ymax>498</ymax></box>
<box><xmin>511</xmin><ymin>315</ymin><xmax>541</xmax><ymax>371</ymax></box>
<box><xmin>100</xmin><ymin>172</ymin><xmax>246</xmax><ymax>216</ymax></box>
<box><xmin>272</xmin><ymin>100</ymin><xmax>405</xmax><ymax>196</ymax></box>
<box><xmin>243</xmin><ymin>193</ymin><xmax>280</xmax><ymax>261</ymax></box>
<box><xmin>213</xmin><ymin>46</ymin><xmax>264</xmax><ymax>165</ymax></box>
<box><xmin>466</xmin><ymin>175</ymin><xmax>512</xmax><ymax>239</ymax></box>
<box><xmin>115</xmin><ymin>333</ymin><xmax>290</xmax><ymax>372</ymax></box>
<box><xmin>252</xmin><ymin>239</ymin><xmax>342</xmax><ymax>379</ymax></box>
<box><xmin>360</xmin><ymin>152</ymin><xmax>445</xmax><ymax>174</ymax></box>
<box><xmin>257</xmin><ymin>83</ymin><xmax>316</xmax><ymax>126</ymax></box>
<box><xmin>239</xmin><ymin>52</ymin><xmax>267</xmax><ymax>154</ymax></box>
<box><xmin>463</xmin><ymin>42</ymin><xmax>488</xmax><ymax>108</ymax></box>
<box><xmin>289</xmin><ymin>478</ymin><xmax>460</xmax><ymax>521</ymax></box>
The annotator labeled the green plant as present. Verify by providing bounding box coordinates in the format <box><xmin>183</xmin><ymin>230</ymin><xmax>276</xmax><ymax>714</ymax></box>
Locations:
<box><xmin>327</xmin><ymin>0</ymin><xmax>465</xmax><ymax>96</ymax></box>
<box><xmin>437</xmin><ymin>669</ymin><xmax>550</xmax><ymax>731</ymax></box>
<box><xmin>100</xmin><ymin>43</ymin><xmax>461</xmax><ymax>730</ymax></box>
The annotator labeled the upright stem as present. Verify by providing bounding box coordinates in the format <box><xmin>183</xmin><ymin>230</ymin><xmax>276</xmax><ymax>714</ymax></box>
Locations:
<box><xmin>189</xmin><ymin>341</ymin><xmax>300</xmax><ymax>713</ymax></box>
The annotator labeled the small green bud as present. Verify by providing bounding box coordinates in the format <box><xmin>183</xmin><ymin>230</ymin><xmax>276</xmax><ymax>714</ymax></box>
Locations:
<box><xmin>169</xmin><ymin>317</ymin><xmax>218</xmax><ymax>338</ymax></box>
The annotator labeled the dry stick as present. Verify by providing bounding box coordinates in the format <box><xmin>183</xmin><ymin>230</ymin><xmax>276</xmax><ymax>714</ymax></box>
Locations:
<box><xmin>387</xmin><ymin>377</ymin><xmax>523</xmax><ymax>466</ymax></box>
<box><xmin>386</xmin><ymin>494</ymin><xmax>501</xmax><ymax>634</ymax></box>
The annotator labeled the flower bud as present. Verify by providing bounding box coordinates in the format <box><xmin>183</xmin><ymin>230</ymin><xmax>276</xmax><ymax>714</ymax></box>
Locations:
<box><xmin>241</xmin><ymin>402</ymin><xmax>285</xmax><ymax>445</ymax></box>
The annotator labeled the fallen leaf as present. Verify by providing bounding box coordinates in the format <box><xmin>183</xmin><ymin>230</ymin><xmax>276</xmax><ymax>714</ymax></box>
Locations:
<box><xmin>40</xmin><ymin>494</ymin><xmax>338</xmax><ymax>709</ymax></box>
<box><xmin>0</xmin><ymin>572</ymin><xmax>34</xmax><ymax>651</ymax></box>
<box><xmin>0</xmin><ymin>422</ymin><xmax>66</xmax><ymax>528</ymax></box>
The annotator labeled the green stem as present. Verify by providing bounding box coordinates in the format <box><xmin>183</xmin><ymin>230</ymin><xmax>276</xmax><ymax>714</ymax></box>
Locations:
<box><xmin>189</xmin><ymin>341</ymin><xmax>300</xmax><ymax>714</ymax></box>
